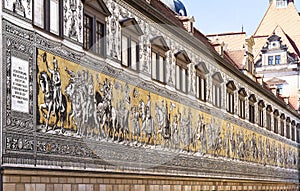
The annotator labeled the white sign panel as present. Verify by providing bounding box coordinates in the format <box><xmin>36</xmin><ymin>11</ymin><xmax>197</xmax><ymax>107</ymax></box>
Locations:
<box><xmin>11</xmin><ymin>56</ymin><xmax>29</xmax><ymax>113</ymax></box>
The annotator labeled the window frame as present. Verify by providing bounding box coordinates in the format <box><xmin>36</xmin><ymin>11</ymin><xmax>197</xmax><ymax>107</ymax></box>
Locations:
<box><xmin>268</xmin><ymin>56</ymin><xmax>273</xmax><ymax>65</ymax></box>
<box><xmin>226</xmin><ymin>81</ymin><xmax>236</xmax><ymax>114</ymax></box>
<box><xmin>248</xmin><ymin>94</ymin><xmax>257</xmax><ymax>124</ymax></box>
<box><xmin>238</xmin><ymin>88</ymin><xmax>247</xmax><ymax>119</ymax></box>
<box><xmin>273</xmin><ymin>110</ymin><xmax>279</xmax><ymax>134</ymax></box>
<box><xmin>258</xmin><ymin>100</ymin><xmax>265</xmax><ymax>127</ymax></box>
<box><xmin>291</xmin><ymin>121</ymin><xmax>296</xmax><ymax>141</ymax></box>
<box><xmin>212</xmin><ymin>73</ymin><xmax>223</xmax><ymax>108</ymax></box>
<box><xmin>150</xmin><ymin>36</ymin><xmax>170</xmax><ymax>84</ymax></box>
<box><xmin>83</xmin><ymin>1</ymin><xmax>110</xmax><ymax>57</ymax></box>
<box><xmin>275</xmin><ymin>55</ymin><xmax>281</xmax><ymax>65</ymax></box>
<box><xmin>286</xmin><ymin>117</ymin><xmax>291</xmax><ymax>139</ymax></box>
<box><xmin>266</xmin><ymin>105</ymin><xmax>272</xmax><ymax>131</ymax></box>
<box><xmin>196</xmin><ymin>73</ymin><xmax>207</xmax><ymax>102</ymax></box>
<box><xmin>33</xmin><ymin>0</ymin><xmax>64</xmax><ymax>37</ymax></box>
<box><xmin>175</xmin><ymin>51</ymin><xmax>191</xmax><ymax>93</ymax></box>
<box><xmin>120</xmin><ymin>18</ymin><xmax>143</xmax><ymax>71</ymax></box>
<box><xmin>280</xmin><ymin>114</ymin><xmax>285</xmax><ymax>136</ymax></box>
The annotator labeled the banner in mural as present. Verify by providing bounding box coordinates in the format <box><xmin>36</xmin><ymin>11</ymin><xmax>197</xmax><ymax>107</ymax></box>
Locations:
<box><xmin>36</xmin><ymin>49</ymin><xmax>298</xmax><ymax>169</ymax></box>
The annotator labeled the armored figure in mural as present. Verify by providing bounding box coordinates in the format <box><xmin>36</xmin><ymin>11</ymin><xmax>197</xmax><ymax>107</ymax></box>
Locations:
<box><xmin>171</xmin><ymin>114</ymin><xmax>179</xmax><ymax>149</ymax></box>
<box><xmin>155</xmin><ymin>100</ymin><xmax>171</xmax><ymax>146</ymax></box>
<box><xmin>39</xmin><ymin>53</ymin><xmax>67</xmax><ymax>132</ymax></box>
<box><xmin>229</xmin><ymin>125</ymin><xmax>236</xmax><ymax>159</ymax></box>
<box><xmin>130</xmin><ymin>106</ymin><xmax>141</xmax><ymax>144</ymax></box>
<box><xmin>237</xmin><ymin>130</ymin><xmax>245</xmax><ymax>160</ymax></box>
<box><xmin>140</xmin><ymin>93</ymin><xmax>154</xmax><ymax>145</ymax></box>
<box><xmin>195</xmin><ymin>114</ymin><xmax>207</xmax><ymax>155</ymax></box>
<box><xmin>179</xmin><ymin>109</ymin><xmax>193</xmax><ymax>151</ymax></box>
<box><xmin>251</xmin><ymin>133</ymin><xmax>258</xmax><ymax>160</ymax></box>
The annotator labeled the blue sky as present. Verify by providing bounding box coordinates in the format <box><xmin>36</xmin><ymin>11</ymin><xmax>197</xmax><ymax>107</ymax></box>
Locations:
<box><xmin>182</xmin><ymin>0</ymin><xmax>300</xmax><ymax>35</ymax></box>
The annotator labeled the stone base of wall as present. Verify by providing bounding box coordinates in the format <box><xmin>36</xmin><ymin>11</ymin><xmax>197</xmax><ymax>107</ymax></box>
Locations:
<box><xmin>1</xmin><ymin>168</ymin><xmax>299</xmax><ymax>191</ymax></box>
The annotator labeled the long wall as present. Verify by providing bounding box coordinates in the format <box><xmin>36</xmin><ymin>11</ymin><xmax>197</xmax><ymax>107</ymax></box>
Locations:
<box><xmin>1</xmin><ymin>0</ymin><xmax>300</xmax><ymax>190</ymax></box>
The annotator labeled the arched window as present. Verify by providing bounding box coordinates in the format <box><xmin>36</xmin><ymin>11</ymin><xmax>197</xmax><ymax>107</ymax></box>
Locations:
<box><xmin>266</xmin><ymin>105</ymin><xmax>272</xmax><ymax>131</ymax></box>
<box><xmin>248</xmin><ymin>94</ymin><xmax>257</xmax><ymax>124</ymax></box>
<box><xmin>297</xmin><ymin>124</ymin><xmax>300</xmax><ymax>143</ymax></box>
<box><xmin>291</xmin><ymin>121</ymin><xmax>296</xmax><ymax>141</ymax></box>
<box><xmin>258</xmin><ymin>100</ymin><xmax>265</xmax><ymax>127</ymax></box>
<box><xmin>286</xmin><ymin>117</ymin><xmax>291</xmax><ymax>139</ymax></box>
<box><xmin>151</xmin><ymin>36</ymin><xmax>170</xmax><ymax>83</ymax></box>
<box><xmin>280</xmin><ymin>114</ymin><xmax>285</xmax><ymax>136</ymax></box>
<box><xmin>273</xmin><ymin>110</ymin><xmax>279</xmax><ymax>134</ymax></box>
<box><xmin>195</xmin><ymin>62</ymin><xmax>209</xmax><ymax>102</ymax></box>
<box><xmin>212</xmin><ymin>72</ymin><xmax>223</xmax><ymax>108</ymax></box>
<box><xmin>238</xmin><ymin>88</ymin><xmax>247</xmax><ymax>119</ymax></box>
<box><xmin>226</xmin><ymin>81</ymin><xmax>236</xmax><ymax>114</ymax></box>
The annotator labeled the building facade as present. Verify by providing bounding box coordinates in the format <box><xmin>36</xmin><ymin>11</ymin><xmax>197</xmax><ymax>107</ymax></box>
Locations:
<box><xmin>0</xmin><ymin>0</ymin><xmax>299</xmax><ymax>191</ymax></box>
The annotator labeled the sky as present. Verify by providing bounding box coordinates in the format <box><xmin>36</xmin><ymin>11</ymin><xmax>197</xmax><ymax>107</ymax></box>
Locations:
<box><xmin>182</xmin><ymin>0</ymin><xmax>300</xmax><ymax>35</ymax></box>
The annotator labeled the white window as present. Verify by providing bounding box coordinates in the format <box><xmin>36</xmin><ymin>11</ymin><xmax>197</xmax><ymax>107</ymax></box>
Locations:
<box><xmin>150</xmin><ymin>36</ymin><xmax>169</xmax><ymax>83</ymax></box>
<box><xmin>196</xmin><ymin>75</ymin><xmax>206</xmax><ymax>101</ymax></box>
<box><xmin>226</xmin><ymin>81</ymin><xmax>236</xmax><ymax>114</ymax></box>
<box><xmin>33</xmin><ymin>0</ymin><xmax>62</xmax><ymax>36</ymax></box>
<box><xmin>175</xmin><ymin>51</ymin><xmax>191</xmax><ymax>93</ymax></box>
<box><xmin>120</xmin><ymin>18</ymin><xmax>142</xmax><ymax>70</ymax></box>
<box><xmin>213</xmin><ymin>84</ymin><xmax>221</xmax><ymax>108</ymax></box>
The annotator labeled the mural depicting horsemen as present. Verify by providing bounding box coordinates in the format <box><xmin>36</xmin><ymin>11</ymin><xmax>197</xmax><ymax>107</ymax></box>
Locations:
<box><xmin>36</xmin><ymin>50</ymin><xmax>298</xmax><ymax>170</ymax></box>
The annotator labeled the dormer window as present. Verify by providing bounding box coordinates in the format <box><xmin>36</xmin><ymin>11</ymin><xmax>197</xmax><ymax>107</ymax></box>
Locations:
<box><xmin>151</xmin><ymin>36</ymin><xmax>170</xmax><ymax>83</ymax></box>
<box><xmin>275</xmin><ymin>55</ymin><xmax>281</xmax><ymax>64</ymax></box>
<box><xmin>276</xmin><ymin>0</ymin><xmax>288</xmax><ymax>8</ymax></box>
<box><xmin>268</xmin><ymin>56</ymin><xmax>273</xmax><ymax>65</ymax></box>
<box><xmin>175</xmin><ymin>50</ymin><xmax>191</xmax><ymax>93</ymax></box>
<box><xmin>120</xmin><ymin>18</ymin><xmax>143</xmax><ymax>70</ymax></box>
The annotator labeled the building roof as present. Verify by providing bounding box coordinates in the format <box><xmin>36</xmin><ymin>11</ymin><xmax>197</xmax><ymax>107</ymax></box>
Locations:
<box><xmin>253</xmin><ymin>1</ymin><xmax>300</xmax><ymax>60</ymax></box>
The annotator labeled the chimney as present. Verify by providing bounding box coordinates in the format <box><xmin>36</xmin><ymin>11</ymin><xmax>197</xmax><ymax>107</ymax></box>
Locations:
<box><xmin>256</xmin><ymin>75</ymin><xmax>264</xmax><ymax>86</ymax></box>
<box><xmin>270</xmin><ymin>87</ymin><xmax>277</xmax><ymax>96</ymax></box>
<box><xmin>283</xmin><ymin>96</ymin><xmax>290</xmax><ymax>105</ymax></box>
<box><xmin>177</xmin><ymin>16</ymin><xmax>195</xmax><ymax>34</ymax></box>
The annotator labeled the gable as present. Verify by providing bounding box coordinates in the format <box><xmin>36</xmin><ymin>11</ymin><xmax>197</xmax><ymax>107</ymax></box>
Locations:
<box><xmin>238</xmin><ymin>88</ymin><xmax>248</xmax><ymax>97</ymax></box>
<box><xmin>249</xmin><ymin>94</ymin><xmax>257</xmax><ymax>103</ymax></box>
<box><xmin>175</xmin><ymin>50</ymin><xmax>191</xmax><ymax>64</ymax></box>
<box><xmin>258</xmin><ymin>100</ymin><xmax>265</xmax><ymax>108</ymax></box>
<box><xmin>226</xmin><ymin>81</ymin><xmax>237</xmax><ymax>90</ymax></box>
<box><xmin>195</xmin><ymin>61</ymin><xmax>209</xmax><ymax>75</ymax></box>
<box><xmin>150</xmin><ymin>36</ymin><xmax>170</xmax><ymax>52</ymax></box>
<box><xmin>266</xmin><ymin>77</ymin><xmax>286</xmax><ymax>85</ymax></box>
<box><xmin>253</xmin><ymin>2</ymin><xmax>300</xmax><ymax>60</ymax></box>
<box><xmin>120</xmin><ymin>18</ymin><xmax>144</xmax><ymax>36</ymax></box>
<box><xmin>212</xmin><ymin>72</ymin><xmax>223</xmax><ymax>83</ymax></box>
<box><xmin>83</xmin><ymin>0</ymin><xmax>111</xmax><ymax>16</ymax></box>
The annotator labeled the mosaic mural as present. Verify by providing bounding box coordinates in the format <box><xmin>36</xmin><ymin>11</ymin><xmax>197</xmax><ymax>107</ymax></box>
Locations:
<box><xmin>36</xmin><ymin>49</ymin><xmax>298</xmax><ymax>169</ymax></box>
